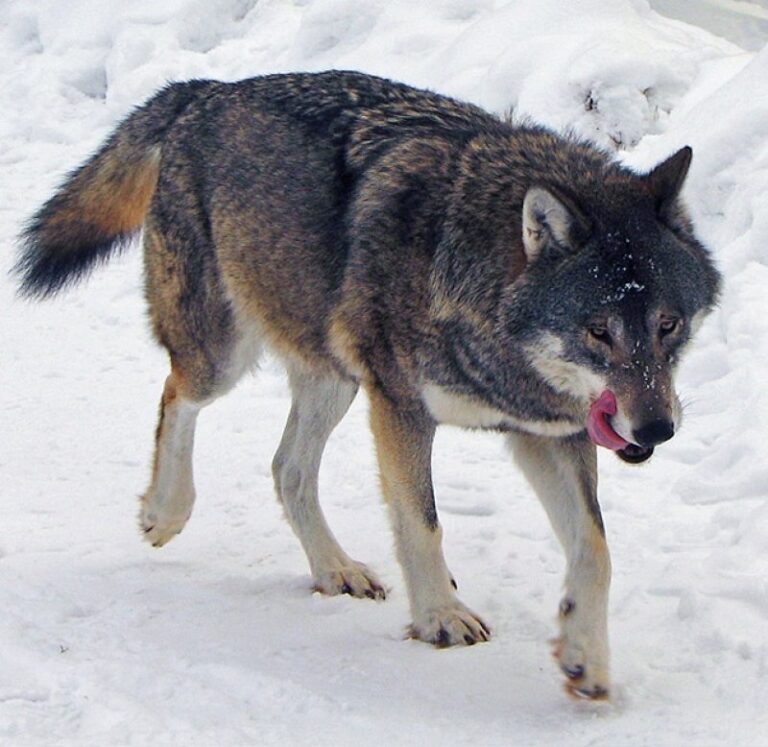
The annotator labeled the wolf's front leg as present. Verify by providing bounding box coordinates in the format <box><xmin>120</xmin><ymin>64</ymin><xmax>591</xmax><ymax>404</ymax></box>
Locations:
<box><xmin>369</xmin><ymin>389</ymin><xmax>490</xmax><ymax>646</ymax></box>
<box><xmin>508</xmin><ymin>432</ymin><xmax>611</xmax><ymax>699</ymax></box>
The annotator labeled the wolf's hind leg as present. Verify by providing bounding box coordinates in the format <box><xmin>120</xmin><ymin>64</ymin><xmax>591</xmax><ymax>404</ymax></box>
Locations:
<box><xmin>140</xmin><ymin>201</ymin><xmax>262</xmax><ymax>546</ymax></box>
<box><xmin>508</xmin><ymin>432</ymin><xmax>611</xmax><ymax>700</ymax></box>
<box><xmin>140</xmin><ymin>368</ymin><xmax>203</xmax><ymax>547</ymax></box>
<box><xmin>140</xmin><ymin>326</ymin><xmax>260</xmax><ymax>548</ymax></box>
<box><xmin>273</xmin><ymin>367</ymin><xmax>386</xmax><ymax>599</ymax></box>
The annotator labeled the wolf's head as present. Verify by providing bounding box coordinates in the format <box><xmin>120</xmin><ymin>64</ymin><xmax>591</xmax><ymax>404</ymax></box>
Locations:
<box><xmin>515</xmin><ymin>147</ymin><xmax>720</xmax><ymax>462</ymax></box>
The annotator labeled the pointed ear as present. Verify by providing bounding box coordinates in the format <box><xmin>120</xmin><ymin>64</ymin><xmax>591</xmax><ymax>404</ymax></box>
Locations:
<box><xmin>522</xmin><ymin>187</ymin><xmax>589</xmax><ymax>262</ymax></box>
<box><xmin>645</xmin><ymin>146</ymin><xmax>692</xmax><ymax>214</ymax></box>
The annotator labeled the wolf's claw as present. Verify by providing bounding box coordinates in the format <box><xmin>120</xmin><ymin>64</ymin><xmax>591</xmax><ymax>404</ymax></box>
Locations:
<box><xmin>565</xmin><ymin>681</ymin><xmax>610</xmax><ymax>701</ymax></box>
<box><xmin>409</xmin><ymin>603</ymin><xmax>491</xmax><ymax>647</ymax></box>
<box><xmin>139</xmin><ymin>509</ymin><xmax>189</xmax><ymax>547</ymax></box>
<box><xmin>312</xmin><ymin>563</ymin><xmax>387</xmax><ymax>600</ymax></box>
<box><xmin>552</xmin><ymin>635</ymin><xmax>610</xmax><ymax>701</ymax></box>
<box><xmin>562</xmin><ymin>663</ymin><xmax>585</xmax><ymax>680</ymax></box>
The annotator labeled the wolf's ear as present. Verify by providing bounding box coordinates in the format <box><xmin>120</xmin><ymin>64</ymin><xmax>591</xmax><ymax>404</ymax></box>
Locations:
<box><xmin>522</xmin><ymin>187</ymin><xmax>590</xmax><ymax>262</ymax></box>
<box><xmin>645</xmin><ymin>146</ymin><xmax>692</xmax><ymax>216</ymax></box>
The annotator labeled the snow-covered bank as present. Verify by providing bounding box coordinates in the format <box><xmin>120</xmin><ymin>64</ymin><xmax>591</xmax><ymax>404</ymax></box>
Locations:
<box><xmin>2</xmin><ymin>1</ymin><xmax>766</xmax><ymax>744</ymax></box>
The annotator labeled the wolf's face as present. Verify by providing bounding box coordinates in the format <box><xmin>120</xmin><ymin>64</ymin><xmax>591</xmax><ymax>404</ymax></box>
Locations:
<box><xmin>515</xmin><ymin>148</ymin><xmax>720</xmax><ymax>462</ymax></box>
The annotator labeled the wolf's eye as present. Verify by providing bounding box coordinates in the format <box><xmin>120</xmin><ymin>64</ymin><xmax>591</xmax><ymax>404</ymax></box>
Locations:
<box><xmin>588</xmin><ymin>325</ymin><xmax>610</xmax><ymax>344</ymax></box>
<box><xmin>659</xmin><ymin>317</ymin><xmax>680</xmax><ymax>338</ymax></box>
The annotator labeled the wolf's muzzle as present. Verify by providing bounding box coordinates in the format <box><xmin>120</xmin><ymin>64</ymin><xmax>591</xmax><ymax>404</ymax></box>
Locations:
<box><xmin>632</xmin><ymin>419</ymin><xmax>675</xmax><ymax>449</ymax></box>
<box><xmin>616</xmin><ymin>418</ymin><xmax>674</xmax><ymax>464</ymax></box>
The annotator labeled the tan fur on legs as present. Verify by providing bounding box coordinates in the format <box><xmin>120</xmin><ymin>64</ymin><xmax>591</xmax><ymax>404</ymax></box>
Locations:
<box><xmin>369</xmin><ymin>388</ymin><xmax>490</xmax><ymax>646</ymax></box>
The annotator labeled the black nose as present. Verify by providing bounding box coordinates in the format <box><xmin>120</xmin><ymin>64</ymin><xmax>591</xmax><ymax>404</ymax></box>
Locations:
<box><xmin>632</xmin><ymin>419</ymin><xmax>675</xmax><ymax>448</ymax></box>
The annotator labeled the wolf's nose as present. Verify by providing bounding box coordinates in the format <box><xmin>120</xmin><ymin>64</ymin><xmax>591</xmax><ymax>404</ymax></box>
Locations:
<box><xmin>632</xmin><ymin>419</ymin><xmax>675</xmax><ymax>448</ymax></box>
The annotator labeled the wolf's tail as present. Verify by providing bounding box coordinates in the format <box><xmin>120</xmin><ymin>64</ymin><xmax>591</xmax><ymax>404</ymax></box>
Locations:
<box><xmin>15</xmin><ymin>80</ymin><xmax>215</xmax><ymax>298</ymax></box>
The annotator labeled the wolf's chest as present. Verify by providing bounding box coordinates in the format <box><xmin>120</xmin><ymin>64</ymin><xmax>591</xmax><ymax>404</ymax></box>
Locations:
<box><xmin>420</xmin><ymin>384</ymin><xmax>583</xmax><ymax>437</ymax></box>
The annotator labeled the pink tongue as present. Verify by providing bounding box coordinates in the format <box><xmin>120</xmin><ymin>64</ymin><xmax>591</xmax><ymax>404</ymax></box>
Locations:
<box><xmin>587</xmin><ymin>390</ymin><xmax>630</xmax><ymax>451</ymax></box>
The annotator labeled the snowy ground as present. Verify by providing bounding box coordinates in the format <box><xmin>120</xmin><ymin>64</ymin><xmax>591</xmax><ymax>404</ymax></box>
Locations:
<box><xmin>2</xmin><ymin>1</ymin><xmax>767</xmax><ymax>745</ymax></box>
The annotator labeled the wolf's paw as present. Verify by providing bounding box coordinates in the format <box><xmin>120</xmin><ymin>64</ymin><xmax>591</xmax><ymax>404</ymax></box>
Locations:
<box><xmin>312</xmin><ymin>562</ymin><xmax>387</xmax><ymax>600</ymax></box>
<box><xmin>551</xmin><ymin>634</ymin><xmax>610</xmax><ymax>701</ymax></box>
<box><xmin>409</xmin><ymin>602</ymin><xmax>491</xmax><ymax>647</ymax></box>
<box><xmin>139</xmin><ymin>508</ymin><xmax>190</xmax><ymax>548</ymax></box>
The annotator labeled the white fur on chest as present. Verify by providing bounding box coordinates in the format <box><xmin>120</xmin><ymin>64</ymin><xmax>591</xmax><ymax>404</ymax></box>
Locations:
<box><xmin>422</xmin><ymin>384</ymin><xmax>507</xmax><ymax>429</ymax></box>
<box><xmin>421</xmin><ymin>384</ymin><xmax>582</xmax><ymax>437</ymax></box>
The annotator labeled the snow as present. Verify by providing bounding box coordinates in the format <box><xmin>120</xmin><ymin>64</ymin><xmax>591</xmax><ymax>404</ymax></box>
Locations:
<box><xmin>2</xmin><ymin>1</ymin><xmax>767</xmax><ymax>744</ymax></box>
<box><xmin>649</xmin><ymin>0</ymin><xmax>768</xmax><ymax>51</ymax></box>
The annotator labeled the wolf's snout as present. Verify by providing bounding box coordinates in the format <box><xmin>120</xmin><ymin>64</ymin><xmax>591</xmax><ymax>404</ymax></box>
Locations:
<box><xmin>632</xmin><ymin>419</ymin><xmax>674</xmax><ymax>448</ymax></box>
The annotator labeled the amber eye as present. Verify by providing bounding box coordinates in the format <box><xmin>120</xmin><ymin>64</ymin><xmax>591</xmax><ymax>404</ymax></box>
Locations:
<box><xmin>588</xmin><ymin>325</ymin><xmax>610</xmax><ymax>344</ymax></box>
<box><xmin>659</xmin><ymin>317</ymin><xmax>680</xmax><ymax>337</ymax></box>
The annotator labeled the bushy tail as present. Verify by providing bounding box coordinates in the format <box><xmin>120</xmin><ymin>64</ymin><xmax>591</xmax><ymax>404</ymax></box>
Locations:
<box><xmin>15</xmin><ymin>80</ymin><xmax>214</xmax><ymax>298</ymax></box>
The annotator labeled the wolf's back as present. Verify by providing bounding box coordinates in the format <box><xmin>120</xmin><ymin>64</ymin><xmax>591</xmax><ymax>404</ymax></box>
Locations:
<box><xmin>15</xmin><ymin>80</ymin><xmax>215</xmax><ymax>298</ymax></box>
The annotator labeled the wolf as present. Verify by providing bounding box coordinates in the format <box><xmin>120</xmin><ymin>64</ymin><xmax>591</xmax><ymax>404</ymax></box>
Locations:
<box><xmin>16</xmin><ymin>70</ymin><xmax>720</xmax><ymax>699</ymax></box>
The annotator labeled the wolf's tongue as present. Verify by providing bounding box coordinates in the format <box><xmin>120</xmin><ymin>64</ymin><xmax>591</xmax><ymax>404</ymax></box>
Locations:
<box><xmin>587</xmin><ymin>390</ymin><xmax>630</xmax><ymax>451</ymax></box>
